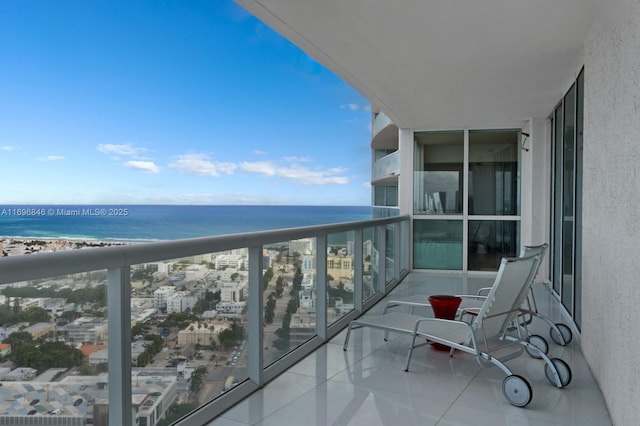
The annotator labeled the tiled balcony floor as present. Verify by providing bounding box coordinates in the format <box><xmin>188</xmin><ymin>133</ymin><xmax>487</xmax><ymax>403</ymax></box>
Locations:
<box><xmin>209</xmin><ymin>272</ymin><xmax>611</xmax><ymax>425</ymax></box>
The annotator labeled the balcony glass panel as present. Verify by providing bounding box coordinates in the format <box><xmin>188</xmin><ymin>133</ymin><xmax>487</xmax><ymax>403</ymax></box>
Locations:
<box><xmin>263</xmin><ymin>239</ymin><xmax>316</xmax><ymax>367</ymax></box>
<box><xmin>468</xmin><ymin>220</ymin><xmax>519</xmax><ymax>271</ymax></box>
<box><xmin>362</xmin><ymin>227</ymin><xmax>376</xmax><ymax>301</ymax></box>
<box><xmin>385</xmin><ymin>224</ymin><xmax>396</xmax><ymax>288</ymax></box>
<box><xmin>400</xmin><ymin>220</ymin><xmax>410</xmax><ymax>274</ymax></box>
<box><xmin>327</xmin><ymin>232</ymin><xmax>355</xmax><ymax>324</ymax></box>
<box><xmin>372</xmin><ymin>150</ymin><xmax>400</xmax><ymax>181</ymax></box>
<box><xmin>0</xmin><ymin>268</ymin><xmax>108</xmax><ymax>420</ymax></box>
<box><xmin>131</xmin><ymin>252</ymin><xmax>249</xmax><ymax>424</ymax></box>
<box><xmin>469</xmin><ymin>130</ymin><xmax>519</xmax><ymax>215</ymax></box>
<box><xmin>413</xmin><ymin>220</ymin><xmax>463</xmax><ymax>270</ymax></box>
<box><xmin>374</xmin><ymin>185</ymin><xmax>398</xmax><ymax>207</ymax></box>
<box><xmin>414</xmin><ymin>131</ymin><xmax>464</xmax><ymax>215</ymax></box>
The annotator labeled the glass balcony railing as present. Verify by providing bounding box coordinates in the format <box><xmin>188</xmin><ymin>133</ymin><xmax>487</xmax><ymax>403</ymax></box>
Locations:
<box><xmin>372</xmin><ymin>150</ymin><xmax>400</xmax><ymax>182</ymax></box>
<box><xmin>0</xmin><ymin>215</ymin><xmax>409</xmax><ymax>426</ymax></box>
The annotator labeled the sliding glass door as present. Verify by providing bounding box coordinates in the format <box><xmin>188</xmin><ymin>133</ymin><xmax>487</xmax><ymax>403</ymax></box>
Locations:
<box><xmin>550</xmin><ymin>69</ymin><xmax>584</xmax><ymax>329</ymax></box>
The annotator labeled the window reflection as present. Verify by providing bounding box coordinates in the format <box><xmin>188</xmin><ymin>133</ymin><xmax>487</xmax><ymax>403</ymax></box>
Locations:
<box><xmin>469</xmin><ymin>130</ymin><xmax>519</xmax><ymax>216</ymax></box>
<box><xmin>413</xmin><ymin>220</ymin><xmax>463</xmax><ymax>270</ymax></box>
<box><xmin>414</xmin><ymin>131</ymin><xmax>464</xmax><ymax>214</ymax></box>
<box><xmin>468</xmin><ymin>220</ymin><xmax>519</xmax><ymax>271</ymax></box>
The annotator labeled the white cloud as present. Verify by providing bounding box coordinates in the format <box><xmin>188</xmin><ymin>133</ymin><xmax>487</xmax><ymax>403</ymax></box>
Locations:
<box><xmin>241</xmin><ymin>160</ymin><xmax>349</xmax><ymax>185</ymax></box>
<box><xmin>1</xmin><ymin>146</ymin><xmax>15</xmax><ymax>152</ymax></box>
<box><xmin>252</xmin><ymin>150</ymin><xmax>268</xmax><ymax>156</ymax></box>
<box><xmin>340</xmin><ymin>103</ymin><xmax>371</xmax><ymax>112</ymax></box>
<box><xmin>125</xmin><ymin>160</ymin><xmax>160</xmax><ymax>173</ymax></box>
<box><xmin>37</xmin><ymin>155</ymin><xmax>65</xmax><ymax>161</ymax></box>
<box><xmin>283</xmin><ymin>156</ymin><xmax>313</xmax><ymax>163</ymax></box>
<box><xmin>277</xmin><ymin>165</ymin><xmax>349</xmax><ymax>185</ymax></box>
<box><xmin>361</xmin><ymin>181</ymin><xmax>372</xmax><ymax>188</ymax></box>
<box><xmin>170</xmin><ymin>153</ymin><xmax>237</xmax><ymax>177</ymax></box>
<box><xmin>341</xmin><ymin>103</ymin><xmax>361</xmax><ymax>111</ymax></box>
<box><xmin>97</xmin><ymin>143</ymin><xmax>145</xmax><ymax>157</ymax></box>
<box><xmin>240</xmin><ymin>161</ymin><xmax>277</xmax><ymax>176</ymax></box>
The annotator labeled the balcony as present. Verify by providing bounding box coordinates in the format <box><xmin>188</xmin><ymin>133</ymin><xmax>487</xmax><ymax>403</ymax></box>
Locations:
<box><xmin>371</xmin><ymin>112</ymin><xmax>398</xmax><ymax>151</ymax></box>
<box><xmin>209</xmin><ymin>273</ymin><xmax>611</xmax><ymax>425</ymax></box>
<box><xmin>0</xmin><ymin>215</ymin><xmax>611</xmax><ymax>426</ymax></box>
<box><xmin>0</xmin><ymin>215</ymin><xmax>410</xmax><ymax>425</ymax></box>
<box><xmin>372</xmin><ymin>150</ymin><xmax>400</xmax><ymax>184</ymax></box>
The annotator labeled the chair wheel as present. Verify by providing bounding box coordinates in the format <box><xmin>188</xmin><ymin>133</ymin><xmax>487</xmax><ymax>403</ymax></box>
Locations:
<box><xmin>545</xmin><ymin>358</ymin><xmax>572</xmax><ymax>388</ymax></box>
<box><xmin>502</xmin><ymin>375</ymin><xmax>532</xmax><ymax>407</ymax></box>
<box><xmin>550</xmin><ymin>323</ymin><xmax>573</xmax><ymax>345</ymax></box>
<box><xmin>525</xmin><ymin>334</ymin><xmax>548</xmax><ymax>359</ymax></box>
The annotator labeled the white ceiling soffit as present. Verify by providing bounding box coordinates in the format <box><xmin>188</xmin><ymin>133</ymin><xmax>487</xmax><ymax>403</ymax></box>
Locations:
<box><xmin>237</xmin><ymin>0</ymin><xmax>601</xmax><ymax>130</ymax></box>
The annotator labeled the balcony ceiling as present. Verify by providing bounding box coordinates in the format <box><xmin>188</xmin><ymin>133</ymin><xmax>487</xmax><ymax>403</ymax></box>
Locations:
<box><xmin>237</xmin><ymin>0</ymin><xmax>602</xmax><ymax>129</ymax></box>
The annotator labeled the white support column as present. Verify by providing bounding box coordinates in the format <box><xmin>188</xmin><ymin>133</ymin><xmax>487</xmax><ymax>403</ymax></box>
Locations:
<box><xmin>520</xmin><ymin>117</ymin><xmax>550</xmax><ymax>246</ymax></box>
<box><xmin>397</xmin><ymin>128</ymin><xmax>414</xmax><ymax>215</ymax></box>
<box><xmin>107</xmin><ymin>267</ymin><xmax>132</xmax><ymax>426</ymax></box>
<box><xmin>398</xmin><ymin>128</ymin><xmax>414</xmax><ymax>270</ymax></box>
<box><xmin>248</xmin><ymin>246</ymin><xmax>264</xmax><ymax>385</ymax></box>
<box><xmin>530</xmin><ymin>117</ymin><xmax>552</xmax><ymax>278</ymax></box>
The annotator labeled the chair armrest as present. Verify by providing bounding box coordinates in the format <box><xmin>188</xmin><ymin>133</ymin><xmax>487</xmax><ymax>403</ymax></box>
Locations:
<box><xmin>476</xmin><ymin>287</ymin><xmax>492</xmax><ymax>297</ymax></box>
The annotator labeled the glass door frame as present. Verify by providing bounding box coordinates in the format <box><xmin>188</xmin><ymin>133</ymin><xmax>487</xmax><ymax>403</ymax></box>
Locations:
<box><xmin>549</xmin><ymin>68</ymin><xmax>584</xmax><ymax>330</ymax></box>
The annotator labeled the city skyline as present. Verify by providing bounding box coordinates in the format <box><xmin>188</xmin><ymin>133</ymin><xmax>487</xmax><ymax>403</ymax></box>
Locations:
<box><xmin>0</xmin><ymin>1</ymin><xmax>371</xmax><ymax>206</ymax></box>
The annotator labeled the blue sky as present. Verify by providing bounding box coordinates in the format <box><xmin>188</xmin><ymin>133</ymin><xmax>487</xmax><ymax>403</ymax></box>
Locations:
<box><xmin>0</xmin><ymin>1</ymin><xmax>371</xmax><ymax>206</ymax></box>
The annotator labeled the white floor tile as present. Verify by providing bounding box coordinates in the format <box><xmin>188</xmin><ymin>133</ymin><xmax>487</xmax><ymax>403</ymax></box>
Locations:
<box><xmin>208</xmin><ymin>272</ymin><xmax>611</xmax><ymax>426</ymax></box>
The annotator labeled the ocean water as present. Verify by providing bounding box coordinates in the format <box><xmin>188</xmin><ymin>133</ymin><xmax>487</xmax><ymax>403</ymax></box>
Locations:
<box><xmin>0</xmin><ymin>205</ymin><xmax>372</xmax><ymax>242</ymax></box>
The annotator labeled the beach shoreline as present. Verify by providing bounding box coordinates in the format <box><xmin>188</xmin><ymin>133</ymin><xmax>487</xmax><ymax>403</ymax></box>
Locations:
<box><xmin>0</xmin><ymin>237</ymin><xmax>135</xmax><ymax>257</ymax></box>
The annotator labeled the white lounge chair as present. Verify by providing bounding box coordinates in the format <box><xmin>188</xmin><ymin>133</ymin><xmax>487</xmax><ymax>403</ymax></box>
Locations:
<box><xmin>385</xmin><ymin>244</ymin><xmax>572</xmax><ymax>358</ymax></box>
<box><xmin>343</xmin><ymin>255</ymin><xmax>572</xmax><ymax>407</ymax></box>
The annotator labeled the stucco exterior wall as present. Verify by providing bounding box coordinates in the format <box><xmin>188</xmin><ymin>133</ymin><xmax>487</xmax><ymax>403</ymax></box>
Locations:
<box><xmin>583</xmin><ymin>2</ymin><xmax>640</xmax><ymax>424</ymax></box>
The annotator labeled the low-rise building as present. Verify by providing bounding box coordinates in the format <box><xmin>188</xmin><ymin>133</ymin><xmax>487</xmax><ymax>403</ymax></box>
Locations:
<box><xmin>60</xmin><ymin>317</ymin><xmax>108</xmax><ymax>344</ymax></box>
<box><xmin>215</xmin><ymin>301</ymin><xmax>246</xmax><ymax>316</ymax></box>
<box><xmin>166</xmin><ymin>291</ymin><xmax>198</xmax><ymax>314</ymax></box>
<box><xmin>214</xmin><ymin>254</ymin><xmax>244</xmax><ymax>269</ymax></box>
<box><xmin>177</xmin><ymin>321</ymin><xmax>225</xmax><ymax>347</ymax></box>
<box><xmin>219</xmin><ymin>282</ymin><xmax>246</xmax><ymax>303</ymax></box>
<box><xmin>24</xmin><ymin>321</ymin><xmax>56</xmax><ymax>340</ymax></box>
<box><xmin>153</xmin><ymin>286</ymin><xmax>175</xmax><ymax>310</ymax></box>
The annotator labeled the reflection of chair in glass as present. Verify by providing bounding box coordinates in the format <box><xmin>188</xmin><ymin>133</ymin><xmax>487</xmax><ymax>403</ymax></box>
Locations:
<box><xmin>343</xmin><ymin>255</ymin><xmax>572</xmax><ymax>407</ymax></box>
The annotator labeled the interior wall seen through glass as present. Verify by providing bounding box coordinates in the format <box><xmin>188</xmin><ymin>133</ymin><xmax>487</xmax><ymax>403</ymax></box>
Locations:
<box><xmin>468</xmin><ymin>220</ymin><xmax>519</xmax><ymax>271</ymax></box>
<box><xmin>414</xmin><ymin>131</ymin><xmax>464</xmax><ymax>214</ymax></box>
<box><xmin>468</xmin><ymin>130</ymin><xmax>519</xmax><ymax>216</ymax></box>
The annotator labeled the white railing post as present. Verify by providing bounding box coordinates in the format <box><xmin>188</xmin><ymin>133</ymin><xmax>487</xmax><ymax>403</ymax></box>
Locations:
<box><xmin>354</xmin><ymin>229</ymin><xmax>364</xmax><ymax>311</ymax></box>
<box><xmin>107</xmin><ymin>266</ymin><xmax>132</xmax><ymax>426</ymax></box>
<box><xmin>315</xmin><ymin>234</ymin><xmax>327</xmax><ymax>340</ymax></box>
<box><xmin>394</xmin><ymin>222</ymin><xmax>401</xmax><ymax>280</ymax></box>
<box><xmin>248</xmin><ymin>246</ymin><xmax>264</xmax><ymax>385</ymax></box>
<box><xmin>377</xmin><ymin>225</ymin><xmax>386</xmax><ymax>293</ymax></box>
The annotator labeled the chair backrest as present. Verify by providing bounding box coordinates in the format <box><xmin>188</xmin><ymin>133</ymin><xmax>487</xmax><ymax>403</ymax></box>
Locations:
<box><xmin>470</xmin><ymin>255</ymin><xmax>541</xmax><ymax>339</ymax></box>
<box><xmin>519</xmin><ymin>243</ymin><xmax>548</xmax><ymax>262</ymax></box>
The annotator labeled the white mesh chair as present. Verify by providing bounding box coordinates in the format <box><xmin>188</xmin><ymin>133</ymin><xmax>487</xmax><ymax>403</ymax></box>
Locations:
<box><xmin>474</xmin><ymin>243</ymin><xmax>573</xmax><ymax>348</ymax></box>
<box><xmin>385</xmin><ymin>243</ymin><xmax>572</xmax><ymax>357</ymax></box>
<box><xmin>343</xmin><ymin>255</ymin><xmax>572</xmax><ymax>407</ymax></box>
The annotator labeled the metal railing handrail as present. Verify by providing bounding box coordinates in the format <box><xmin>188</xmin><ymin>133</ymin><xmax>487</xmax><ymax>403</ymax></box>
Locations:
<box><xmin>0</xmin><ymin>215</ymin><xmax>409</xmax><ymax>284</ymax></box>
